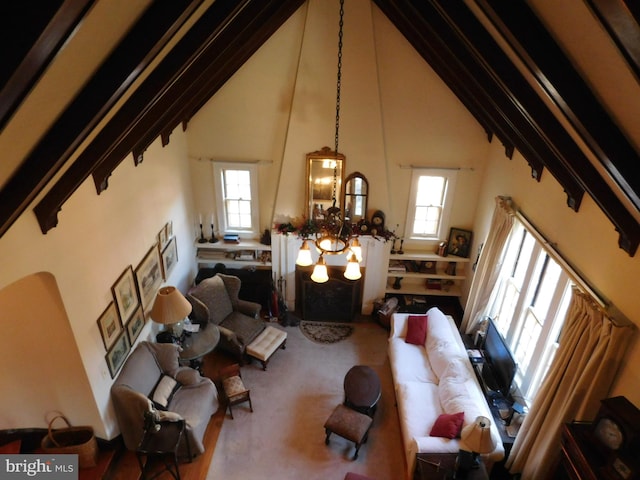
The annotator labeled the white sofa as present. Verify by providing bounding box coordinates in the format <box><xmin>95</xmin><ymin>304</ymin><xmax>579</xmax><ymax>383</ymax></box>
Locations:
<box><xmin>388</xmin><ymin>308</ymin><xmax>504</xmax><ymax>477</ymax></box>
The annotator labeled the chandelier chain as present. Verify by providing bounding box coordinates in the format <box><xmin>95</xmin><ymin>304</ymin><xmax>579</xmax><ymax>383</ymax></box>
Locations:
<box><xmin>333</xmin><ymin>0</ymin><xmax>344</xmax><ymax>205</ymax></box>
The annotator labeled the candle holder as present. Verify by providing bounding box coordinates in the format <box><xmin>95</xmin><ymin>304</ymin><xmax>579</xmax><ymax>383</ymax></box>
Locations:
<box><xmin>390</xmin><ymin>238</ymin><xmax>397</xmax><ymax>254</ymax></box>
<box><xmin>197</xmin><ymin>223</ymin><xmax>207</xmax><ymax>243</ymax></box>
<box><xmin>398</xmin><ymin>239</ymin><xmax>405</xmax><ymax>254</ymax></box>
<box><xmin>209</xmin><ymin>224</ymin><xmax>219</xmax><ymax>243</ymax></box>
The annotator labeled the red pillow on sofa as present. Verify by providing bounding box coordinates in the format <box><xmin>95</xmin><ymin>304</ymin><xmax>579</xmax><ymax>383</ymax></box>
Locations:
<box><xmin>405</xmin><ymin>315</ymin><xmax>428</xmax><ymax>345</ymax></box>
<box><xmin>429</xmin><ymin>412</ymin><xmax>465</xmax><ymax>439</ymax></box>
<box><xmin>0</xmin><ymin>439</ymin><xmax>21</xmax><ymax>454</ymax></box>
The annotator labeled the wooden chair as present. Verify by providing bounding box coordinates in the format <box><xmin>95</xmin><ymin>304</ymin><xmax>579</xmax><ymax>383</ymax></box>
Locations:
<box><xmin>220</xmin><ymin>364</ymin><xmax>252</xmax><ymax>419</ymax></box>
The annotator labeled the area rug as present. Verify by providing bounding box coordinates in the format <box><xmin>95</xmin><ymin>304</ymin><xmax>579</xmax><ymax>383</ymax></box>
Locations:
<box><xmin>299</xmin><ymin>320</ymin><xmax>354</xmax><ymax>344</ymax></box>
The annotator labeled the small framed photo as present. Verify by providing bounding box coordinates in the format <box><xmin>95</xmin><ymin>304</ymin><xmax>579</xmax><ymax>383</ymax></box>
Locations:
<box><xmin>97</xmin><ymin>302</ymin><xmax>123</xmax><ymax>351</ymax></box>
<box><xmin>447</xmin><ymin>227</ymin><xmax>473</xmax><ymax>258</ymax></box>
<box><xmin>158</xmin><ymin>225</ymin><xmax>169</xmax><ymax>250</ymax></box>
<box><xmin>135</xmin><ymin>243</ymin><xmax>164</xmax><ymax>311</ymax></box>
<box><xmin>161</xmin><ymin>236</ymin><xmax>178</xmax><ymax>280</ymax></box>
<box><xmin>105</xmin><ymin>331</ymin><xmax>131</xmax><ymax>378</ymax></box>
<box><xmin>126</xmin><ymin>305</ymin><xmax>146</xmax><ymax>345</ymax></box>
<box><xmin>112</xmin><ymin>266</ymin><xmax>140</xmax><ymax>324</ymax></box>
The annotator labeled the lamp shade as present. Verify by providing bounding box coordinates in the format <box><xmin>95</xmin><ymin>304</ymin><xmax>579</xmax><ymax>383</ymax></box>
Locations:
<box><xmin>150</xmin><ymin>286</ymin><xmax>192</xmax><ymax>325</ymax></box>
<box><xmin>459</xmin><ymin>416</ymin><xmax>496</xmax><ymax>454</ymax></box>
<box><xmin>296</xmin><ymin>239</ymin><xmax>313</xmax><ymax>266</ymax></box>
<box><xmin>344</xmin><ymin>253</ymin><xmax>362</xmax><ymax>280</ymax></box>
<box><xmin>310</xmin><ymin>255</ymin><xmax>329</xmax><ymax>283</ymax></box>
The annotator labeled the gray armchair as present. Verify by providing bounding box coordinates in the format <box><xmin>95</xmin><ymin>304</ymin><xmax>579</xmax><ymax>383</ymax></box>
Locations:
<box><xmin>187</xmin><ymin>273</ymin><xmax>265</xmax><ymax>362</ymax></box>
<box><xmin>111</xmin><ymin>342</ymin><xmax>218</xmax><ymax>459</ymax></box>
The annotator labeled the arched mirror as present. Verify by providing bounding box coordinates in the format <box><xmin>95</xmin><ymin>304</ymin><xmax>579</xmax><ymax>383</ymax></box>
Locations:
<box><xmin>306</xmin><ymin>147</ymin><xmax>345</xmax><ymax>220</ymax></box>
<box><xmin>342</xmin><ymin>172</ymin><xmax>368</xmax><ymax>223</ymax></box>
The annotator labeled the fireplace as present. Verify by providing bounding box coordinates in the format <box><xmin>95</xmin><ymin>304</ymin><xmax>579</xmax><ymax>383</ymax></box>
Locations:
<box><xmin>296</xmin><ymin>266</ymin><xmax>363</xmax><ymax>321</ymax></box>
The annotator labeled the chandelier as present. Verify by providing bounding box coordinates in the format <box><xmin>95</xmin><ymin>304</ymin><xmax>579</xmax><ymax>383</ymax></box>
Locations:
<box><xmin>296</xmin><ymin>0</ymin><xmax>361</xmax><ymax>283</ymax></box>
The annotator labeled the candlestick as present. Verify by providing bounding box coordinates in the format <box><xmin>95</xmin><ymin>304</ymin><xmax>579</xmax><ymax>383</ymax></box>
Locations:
<box><xmin>197</xmin><ymin>223</ymin><xmax>207</xmax><ymax>243</ymax></box>
<box><xmin>209</xmin><ymin>224</ymin><xmax>218</xmax><ymax>243</ymax></box>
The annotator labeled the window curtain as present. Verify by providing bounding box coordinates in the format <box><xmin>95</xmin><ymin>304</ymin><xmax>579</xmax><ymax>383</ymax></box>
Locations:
<box><xmin>505</xmin><ymin>288</ymin><xmax>633</xmax><ymax>479</ymax></box>
<box><xmin>460</xmin><ymin>196</ymin><xmax>514</xmax><ymax>334</ymax></box>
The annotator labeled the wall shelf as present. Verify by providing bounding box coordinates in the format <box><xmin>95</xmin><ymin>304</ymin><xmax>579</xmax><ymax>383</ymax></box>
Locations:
<box><xmin>385</xmin><ymin>250</ymin><xmax>469</xmax><ymax>298</ymax></box>
<box><xmin>195</xmin><ymin>239</ymin><xmax>271</xmax><ymax>269</ymax></box>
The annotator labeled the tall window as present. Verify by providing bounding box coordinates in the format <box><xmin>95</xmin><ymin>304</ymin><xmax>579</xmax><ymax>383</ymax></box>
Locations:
<box><xmin>487</xmin><ymin>220</ymin><xmax>573</xmax><ymax>403</ymax></box>
<box><xmin>213</xmin><ymin>162</ymin><xmax>259</xmax><ymax>236</ymax></box>
<box><xmin>405</xmin><ymin>169</ymin><xmax>457</xmax><ymax>240</ymax></box>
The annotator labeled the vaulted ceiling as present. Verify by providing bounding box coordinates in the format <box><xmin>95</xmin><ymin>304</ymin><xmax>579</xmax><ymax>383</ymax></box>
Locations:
<box><xmin>1</xmin><ymin>0</ymin><xmax>639</xmax><ymax>254</ymax></box>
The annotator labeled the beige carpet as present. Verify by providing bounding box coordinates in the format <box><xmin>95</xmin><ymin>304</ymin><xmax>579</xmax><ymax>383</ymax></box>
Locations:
<box><xmin>207</xmin><ymin>322</ymin><xmax>406</xmax><ymax>480</ymax></box>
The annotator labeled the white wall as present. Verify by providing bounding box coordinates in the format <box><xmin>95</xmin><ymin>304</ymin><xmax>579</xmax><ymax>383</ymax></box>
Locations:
<box><xmin>0</xmin><ymin>130</ymin><xmax>197</xmax><ymax>438</ymax></box>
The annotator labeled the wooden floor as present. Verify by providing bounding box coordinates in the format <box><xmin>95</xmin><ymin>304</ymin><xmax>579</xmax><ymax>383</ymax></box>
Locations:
<box><xmin>102</xmin><ymin>350</ymin><xmax>234</xmax><ymax>480</ymax></box>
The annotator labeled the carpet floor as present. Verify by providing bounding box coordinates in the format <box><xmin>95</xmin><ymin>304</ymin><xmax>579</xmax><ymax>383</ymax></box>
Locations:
<box><xmin>207</xmin><ymin>322</ymin><xmax>406</xmax><ymax>480</ymax></box>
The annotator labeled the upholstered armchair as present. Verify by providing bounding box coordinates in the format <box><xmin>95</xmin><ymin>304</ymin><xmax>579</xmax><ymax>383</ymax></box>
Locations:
<box><xmin>187</xmin><ymin>273</ymin><xmax>265</xmax><ymax>362</ymax></box>
<box><xmin>111</xmin><ymin>342</ymin><xmax>218</xmax><ymax>459</ymax></box>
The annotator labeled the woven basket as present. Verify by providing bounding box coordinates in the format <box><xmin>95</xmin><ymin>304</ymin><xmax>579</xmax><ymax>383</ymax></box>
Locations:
<box><xmin>40</xmin><ymin>415</ymin><xmax>98</xmax><ymax>468</ymax></box>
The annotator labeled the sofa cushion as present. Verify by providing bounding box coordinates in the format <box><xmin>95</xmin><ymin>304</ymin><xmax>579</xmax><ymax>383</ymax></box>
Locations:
<box><xmin>388</xmin><ymin>337</ymin><xmax>437</xmax><ymax>384</ymax></box>
<box><xmin>405</xmin><ymin>315</ymin><xmax>428</xmax><ymax>345</ymax></box>
<box><xmin>430</xmin><ymin>411</ymin><xmax>465</xmax><ymax>439</ymax></box>
<box><xmin>150</xmin><ymin>374</ymin><xmax>181</xmax><ymax>410</ymax></box>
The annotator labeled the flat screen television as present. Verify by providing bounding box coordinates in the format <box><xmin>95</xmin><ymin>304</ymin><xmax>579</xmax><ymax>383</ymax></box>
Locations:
<box><xmin>481</xmin><ymin>318</ymin><xmax>517</xmax><ymax>398</ymax></box>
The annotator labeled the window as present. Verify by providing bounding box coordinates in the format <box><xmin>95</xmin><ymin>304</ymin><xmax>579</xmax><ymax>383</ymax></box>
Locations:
<box><xmin>487</xmin><ymin>220</ymin><xmax>573</xmax><ymax>404</ymax></box>
<box><xmin>405</xmin><ymin>169</ymin><xmax>457</xmax><ymax>240</ymax></box>
<box><xmin>213</xmin><ymin>162</ymin><xmax>259</xmax><ymax>237</ymax></box>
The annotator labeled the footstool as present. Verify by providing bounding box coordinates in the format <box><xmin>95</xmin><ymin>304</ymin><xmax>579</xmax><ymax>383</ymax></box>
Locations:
<box><xmin>324</xmin><ymin>404</ymin><xmax>373</xmax><ymax>460</ymax></box>
<box><xmin>246</xmin><ymin>325</ymin><xmax>287</xmax><ymax>370</ymax></box>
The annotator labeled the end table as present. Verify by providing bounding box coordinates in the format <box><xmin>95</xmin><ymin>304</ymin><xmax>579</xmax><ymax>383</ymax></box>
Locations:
<box><xmin>136</xmin><ymin>419</ymin><xmax>190</xmax><ymax>480</ymax></box>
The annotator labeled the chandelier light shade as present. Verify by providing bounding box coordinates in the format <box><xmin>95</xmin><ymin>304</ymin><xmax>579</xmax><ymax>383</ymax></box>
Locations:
<box><xmin>344</xmin><ymin>252</ymin><xmax>362</xmax><ymax>280</ymax></box>
<box><xmin>296</xmin><ymin>239</ymin><xmax>313</xmax><ymax>266</ymax></box>
<box><xmin>310</xmin><ymin>255</ymin><xmax>329</xmax><ymax>283</ymax></box>
<box><xmin>150</xmin><ymin>286</ymin><xmax>192</xmax><ymax>337</ymax></box>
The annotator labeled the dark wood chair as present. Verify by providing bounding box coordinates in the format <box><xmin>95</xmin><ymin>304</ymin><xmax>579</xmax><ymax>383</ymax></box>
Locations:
<box><xmin>220</xmin><ymin>364</ymin><xmax>253</xmax><ymax>419</ymax></box>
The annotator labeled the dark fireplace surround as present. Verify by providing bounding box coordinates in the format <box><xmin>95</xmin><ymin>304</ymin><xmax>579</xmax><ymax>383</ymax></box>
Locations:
<box><xmin>295</xmin><ymin>265</ymin><xmax>364</xmax><ymax>322</ymax></box>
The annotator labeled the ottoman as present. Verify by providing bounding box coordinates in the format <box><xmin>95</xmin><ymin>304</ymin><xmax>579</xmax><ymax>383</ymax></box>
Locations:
<box><xmin>324</xmin><ymin>404</ymin><xmax>373</xmax><ymax>460</ymax></box>
<box><xmin>246</xmin><ymin>325</ymin><xmax>287</xmax><ymax>370</ymax></box>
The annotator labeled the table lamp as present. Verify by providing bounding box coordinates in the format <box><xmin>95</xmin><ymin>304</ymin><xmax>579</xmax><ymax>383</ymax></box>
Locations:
<box><xmin>455</xmin><ymin>415</ymin><xmax>496</xmax><ymax>478</ymax></box>
<box><xmin>150</xmin><ymin>286</ymin><xmax>192</xmax><ymax>341</ymax></box>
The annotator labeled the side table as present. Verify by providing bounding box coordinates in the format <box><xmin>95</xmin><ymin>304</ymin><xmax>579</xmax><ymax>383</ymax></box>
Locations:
<box><xmin>179</xmin><ymin>323</ymin><xmax>220</xmax><ymax>373</ymax></box>
<box><xmin>414</xmin><ymin>453</ymin><xmax>488</xmax><ymax>480</ymax></box>
<box><xmin>343</xmin><ymin>365</ymin><xmax>382</xmax><ymax>417</ymax></box>
<box><xmin>137</xmin><ymin>419</ymin><xmax>190</xmax><ymax>480</ymax></box>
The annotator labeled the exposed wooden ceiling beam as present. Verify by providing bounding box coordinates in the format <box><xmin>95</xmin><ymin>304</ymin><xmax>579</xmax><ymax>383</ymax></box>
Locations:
<box><xmin>585</xmin><ymin>0</ymin><xmax>640</xmax><ymax>82</ymax></box>
<box><xmin>0</xmin><ymin>0</ymin><xmax>95</xmax><ymax>131</ymax></box>
<box><xmin>34</xmin><ymin>0</ymin><xmax>305</xmax><ymax>234</ymax></box>
<box><xmin>0</xmin><ymin>0</ymin><xmax>204</xmax><ymax>238</ymax></box>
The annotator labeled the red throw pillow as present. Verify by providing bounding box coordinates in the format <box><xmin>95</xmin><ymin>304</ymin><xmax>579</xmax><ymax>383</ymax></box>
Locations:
<box><xmin>430</xmin><ymin>412</ymin><xmax>465</xmax><ymax>439</ymax></box>
<box><xmin>405</xmin><ymin>315</ymin><xmax>428</xmax><ymax>345</ymax></box>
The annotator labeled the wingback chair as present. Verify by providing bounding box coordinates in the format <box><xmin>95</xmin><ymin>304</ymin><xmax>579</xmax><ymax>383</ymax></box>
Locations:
<box><xmin>111</xmin><ymin>342</ymin><xmax>218</xmax><ymax>459</ymax></box>
<box><xmin>187</xmin><ymin>274</ymin><xmax>265</xmax><ymax>362</ymax></box>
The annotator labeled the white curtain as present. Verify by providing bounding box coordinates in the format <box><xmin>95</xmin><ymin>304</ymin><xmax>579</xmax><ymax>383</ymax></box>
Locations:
<box><xmin>460</xmin><ymin>196</ymin><xmax>514</xmax><ymax>333</ymax></box>
<box><xmin>505</xmin><ymin>288</ymin><xmax>633</xmax><ymax>479</ymax></box>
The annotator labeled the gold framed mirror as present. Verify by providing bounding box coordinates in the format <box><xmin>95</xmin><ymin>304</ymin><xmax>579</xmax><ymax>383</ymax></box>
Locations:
<box><xmin>306</xmin><ymin>147</ymin><xmax>345</xmax><ymax>219</ymax></box>
<box><xmin>342</xmin><ymin>172</ymin><xmax>368</xmax><ymax>223</ymax></box>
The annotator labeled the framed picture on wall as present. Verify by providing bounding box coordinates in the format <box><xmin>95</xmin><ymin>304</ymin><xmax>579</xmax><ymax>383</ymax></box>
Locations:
<box><xmin>105</xmin><ymin>331</ymin><xmax>131</xmax><ymax>378</ymax></box>
<box><xmin>112</xmin><ymin>265</ymin><xmax>140</xmax><ymax>324</ymax></box>
<box><xmin>97</xmin><ymin>302</ymin><xmax>123</xmax><ymax>351</ymax></box>
<box><xmin>125</xmin><ymin>305</ymin><xmax>146</xmax><ymax>345</ymax></box>
<box><xmin>447</xmin><ymin>227</ymin><xmax>473</xmax><ymax>258</ymax></box>
<box><xmin>158</xmin><ymin>225</ymin><xmax>168</xmax><ymax>250</ymax></box>
<box><xmin>161</xmin><ymin>236</ymin><xmax>178</xmax><ymax>280</ymax></box>
<box><xmin>135</xmin><ymin>244</ymin><xmax>163</xmax><ymax>311</ymax></box>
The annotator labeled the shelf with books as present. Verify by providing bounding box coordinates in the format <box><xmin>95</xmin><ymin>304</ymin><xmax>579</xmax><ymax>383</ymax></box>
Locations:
<box><xmin>385</xmin><ymin>251</ymin><xmax>469</xmax><ymax>298</ymax></box>
<box><xmin>195</xmin><ymin>239</ymin><xmax>271</xmax><ymax>269</ymax></box>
